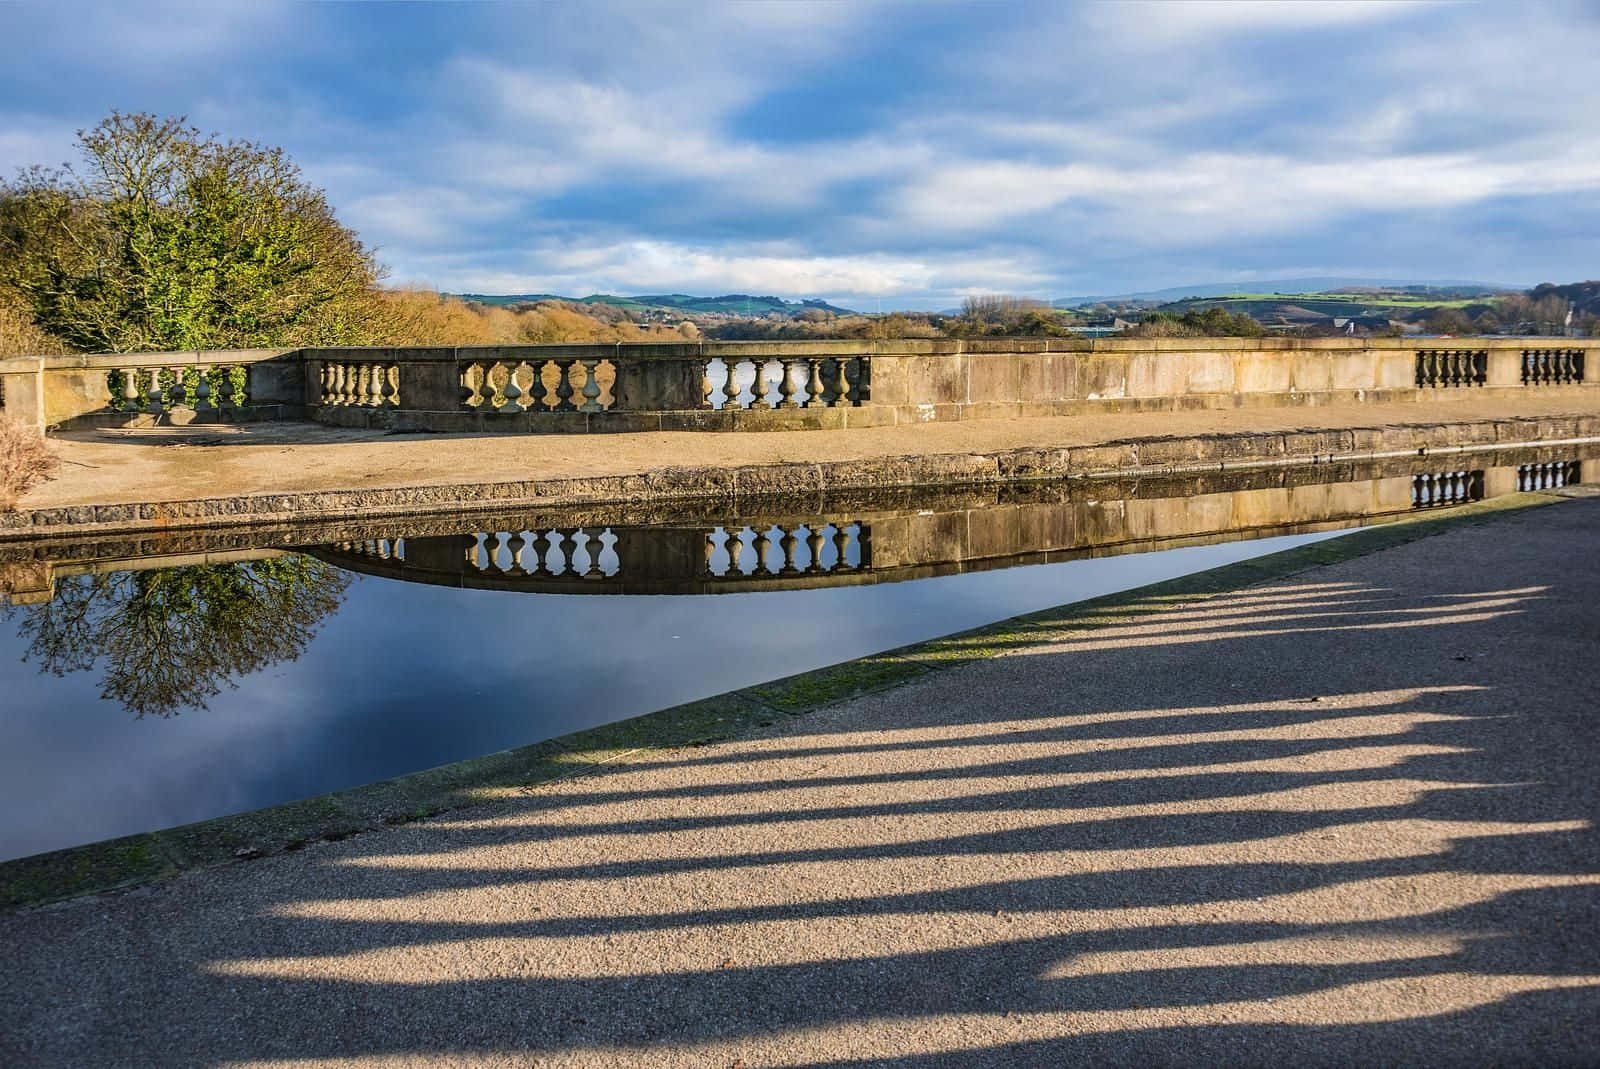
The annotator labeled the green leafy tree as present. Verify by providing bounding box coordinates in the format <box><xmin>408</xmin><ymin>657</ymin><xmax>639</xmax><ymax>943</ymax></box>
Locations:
<box><xmin>0</xmin><ymin>113</ymin><xmax>385</xmax><ymax>353</ymax></box>
<box><xmin>9</xmin><ymin>556</ymin><xmax>349</xmax><ymax>717</ymax></box>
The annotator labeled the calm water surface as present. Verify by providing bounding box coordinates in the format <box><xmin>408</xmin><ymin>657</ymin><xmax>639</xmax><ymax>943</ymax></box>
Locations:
<box><xmin>2</xmin><ymin>448</ymin><xmax>1589</xmax><ymax>860</ymax></box>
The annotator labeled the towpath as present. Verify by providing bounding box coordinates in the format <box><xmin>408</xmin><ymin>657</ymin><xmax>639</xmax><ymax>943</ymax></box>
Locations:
<box><xmin>3</xmin><ymin>490</ymin><xmax>1597</xmax><ymax>1066</ymax></box>
<box><xmin>18</xmin><ymin>393</ymin><xmax>1600</xmax><ymax>519</ymax></box>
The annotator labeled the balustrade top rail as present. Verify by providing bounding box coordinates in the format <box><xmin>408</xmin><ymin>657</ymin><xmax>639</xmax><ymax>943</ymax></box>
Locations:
<box><xmin>4</xmin><ymin>336</ymin><xmax>1596</xmax><ymax>435</ymax></box>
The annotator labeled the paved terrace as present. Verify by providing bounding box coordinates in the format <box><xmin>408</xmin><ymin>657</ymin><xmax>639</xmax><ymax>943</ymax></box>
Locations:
<box><xmin>16</xmin><ymin>393</ymin><xmax>1600</xmax><ymax>521</ymax></box>
<box><xmin>3</xmin><ymin>492</ymin><xmax>1597</xmax><ymax>1066</ymax></box>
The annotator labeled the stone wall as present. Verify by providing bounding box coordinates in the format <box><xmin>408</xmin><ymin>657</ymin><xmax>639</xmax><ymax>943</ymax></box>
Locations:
<box><xmin>2</xmin><ymin>336</ymin><xmax>1596</xmax><ymax>434</ymax></box>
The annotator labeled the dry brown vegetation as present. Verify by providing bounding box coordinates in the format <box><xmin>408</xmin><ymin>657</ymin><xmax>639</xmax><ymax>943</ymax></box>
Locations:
<box><xmin>0</xmin><ymin>288</ymin><xmax>69</xmax><ymax>359</ymax></box>
<box><xmin>0</xmin><ymin>414</ymin><xmax>57</xmax><ymax>510</ymax></box>
<box><xmin>367</xmin><ymin>289</ymin><xmax>700</xmax><ymax>346</ymax></box>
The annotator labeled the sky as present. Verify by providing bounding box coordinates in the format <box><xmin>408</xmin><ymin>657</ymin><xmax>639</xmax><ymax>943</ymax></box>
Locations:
<box><xmin>1</xmin><ymin>0</ymin><xmax>1596</xmax><ymax>309</ymax></box>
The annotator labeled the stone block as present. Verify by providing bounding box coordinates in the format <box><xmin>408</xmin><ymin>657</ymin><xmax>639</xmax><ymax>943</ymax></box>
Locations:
<box><xmin>1290</xmin><ymin>352</ymin><xmax>1334</xmax><ymax>393</ymax></box>
<box><xmin>1070</xmin><ymin>443</ymin><xmax>1139</xmax><ymax>474</ymax></box>
<box><xmin>964</xmin><ymin>401</ymin><xmax>1023</xmax><ymax>421</ymax></box>
<box><xmin>1186</xmin><ymin>351</ymin><xmax>1235</xmax><ymax>395</ymax></box>
<box><xmin>1329</xmin><ymin>351</ymin><xmax>1375</xmax><ymax>390</ymax></box>
<box><xmin>865</xmin><ymin>358</ymin><xmax>912</xmax><ymax>405</ymax></box>
<box><xmin>1076</xmin><ymin>355</ymin><xmax>1128</xmax><ymax>400</ymax></box>
<box><xmin>967</xmin><ymin>355</ymin><xmax>1021</xmax><ymax>402</ymax></box>
<box><xmin>660</xmin><ymin>410</ymin><xmax>735</xmax><ymax>432</ymax></box>
<box><xmin>590</xmin><ymin>411</ymin><xmax>664</xmax><ymax>434</ymax></box>
<box><xmin>910</xmin><ymin>355</ymin><xmax>966</xmax><ymax>405</ymax></box>
<box><xmin>1374</xmin><ymin>351</ymin><xmax>1416</xmax><ymax>389</ymax></box>
<box><xmin>996</xmin><ymin>448</ymin><xmax>1073</xmax><ymax>480</ymax></box>
<box><xmin>1236</xmin><ymin>353</ymin><xmax>1292</xmax><ymax>394</ymax></box>
<box><xmin>1228</xmin><ymin>486</ymin><xmax>1292</xmax><ymax>528</ymax></box>
<box><xmin>736</xmin><ymin>463</ymin><xmax>824</xmax><ymax>497</ymax></box>
<box><xmin>839</xmin><ymin>406</ymin><xmax>898</xmax><ymax>429</ymax></box>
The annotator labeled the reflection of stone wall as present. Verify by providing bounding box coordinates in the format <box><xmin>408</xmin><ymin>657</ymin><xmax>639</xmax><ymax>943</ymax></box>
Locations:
<box><xmin>6</xmin><ymin>444</ymin><xmax>1596</xmax><ymax>606</ymax></box>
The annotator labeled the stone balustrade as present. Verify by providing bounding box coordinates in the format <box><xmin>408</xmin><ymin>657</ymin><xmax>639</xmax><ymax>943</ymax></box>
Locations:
<box><xmin>1516</xmin><ymin>460</ymin><xmax>1580</xmax><ymax>491</ymax></box>
<box><xmin>1411</xmin><ymin>470</ymin><xmax>1484</xmax><ymax>509</ymax></box>
<box><xmin>1414</xmin><ymin>349</ymin><xmax>1486</xmax><ymax>388</ymax></box>
<box><xmin>4</xmin><ymin>336</ymin><xmax>1597</xmax><ymax>434</ymax></box>
<box><xmin>1522</xmin><ymin>348</ymin><xmax>1585</xmax><ymax>386</ymax></box>
<box><xmin>705</xmin><ymin>522</ymin><xmax>868</xmax><ymax>577</ymax></box>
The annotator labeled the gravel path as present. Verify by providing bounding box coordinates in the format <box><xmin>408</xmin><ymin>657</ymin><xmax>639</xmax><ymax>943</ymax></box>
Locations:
<box><xmin>3</xmin><ymin>497</ymin><xmax>1597</xmax><ymax>1067</ymax></box>
<box><xmin>24</xmin><ymin>394</ymin><xmax>1598</xmax><ymax>511</ymax></box>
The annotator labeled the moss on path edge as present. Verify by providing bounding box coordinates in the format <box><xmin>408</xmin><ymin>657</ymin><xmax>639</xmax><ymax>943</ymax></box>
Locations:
<box><xmin>0</xmin><ymin>490</ymin><xmax>1566</xmax><ymax>911</ymax></box>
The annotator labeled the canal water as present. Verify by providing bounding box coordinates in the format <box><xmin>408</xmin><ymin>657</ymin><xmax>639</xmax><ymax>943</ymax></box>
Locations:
<box><xmin>1</xmin><ymin>447</ymin><xmax>1591</xmax><ymax>860</ymax></box>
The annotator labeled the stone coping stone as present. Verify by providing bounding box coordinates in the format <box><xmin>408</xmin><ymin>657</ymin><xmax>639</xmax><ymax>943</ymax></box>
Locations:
<box><xmin>0</xmin><ymin>489</ymin><xmax>1567</xmax><ymax>911</ymax></box>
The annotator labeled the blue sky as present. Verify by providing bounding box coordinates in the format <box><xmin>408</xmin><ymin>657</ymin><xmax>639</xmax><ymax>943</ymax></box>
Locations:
<box><xmin>2</xmin><ymin>0</ymin><xmax>1596</xmax><ymax>308</ymax></box>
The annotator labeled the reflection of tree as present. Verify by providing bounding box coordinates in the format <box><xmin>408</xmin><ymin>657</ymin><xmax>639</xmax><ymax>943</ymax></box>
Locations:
<box><xmin>8</xmin><ymin>556</ymin><xmax>349</xmax><ymax>718</ymax></box>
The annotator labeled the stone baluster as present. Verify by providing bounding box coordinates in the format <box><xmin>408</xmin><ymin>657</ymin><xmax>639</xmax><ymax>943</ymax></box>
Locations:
<box><xmin>838</xmin><ymin>359</ymin><xmax>857</xmax><ymax>405</ymax></box>
<box><xmin>515</xmin><ymin>362</ymin><xmax>536</xmax><ymax>412</ymax></box>
<box><xmin>579</xmin><ymin>358</ymin><xmax>604</xmax><ymax>412</ymax></box>
<box><xmin>704</xmin><ymin>530</ymin><xmax>720</xmax><ymax>576</ymax></box>
<box><xmin>778</xmin><ymin>527</ymin><xmax>800</xmax><ymax>574</ymax></box>
<box><xmin>804</xmin><ymin>360</ymin><xmax>825</xmax><ymax>408</ymax></box>
<box><xmin>751</xmin><ymin>527</ymin><xmax>773</xmax><ymax>575</ymax></box>
<box><xmin>832</xmin><ymin>523</ymin><xmax>852</xmax><ymax>568</ymax></box>
<box><xmin>702</xmin><ymin>365</ymin><xmax>716</xmax><ymax>409</ymax></box>
<box><xmin>122</xmin><ymin>368</ymin><xmax>143</xmax><ymax>412</ymax></box>
<box><xmin>722</xmin><ymin>359</ymin><xmax>742</xmax><ymax>410</ymax></box>
<box><xmin>194</xmin><ymin>367</ymin><xmax>212</xmax><ymax>411</ymax></box>
<box><xmin>805</xmin><ymin>526</ymin><xmax>826</xmax><ymax>573</ymax></box>
<box><xmin>167</xmin><ymin>365</ymin><xmax>187</xmax><ymax>410</ymax></box>
<box><xmin>748</xmin><ymin>360</ymin><xmax>771</xmax><ymax>409</ymax></box>
<box><xmin>776</xmin><ymin>361</ymin><xmax>800</xmax><ymax>409</ymax></box>
<box><xmin>144</xmin><ymin>367</ymin><xmax>166</xmax><ymax>413</ymax></box>
<box><xmin>856</xmin><ymin>523</ymin><xmax>873</xmax><ymax>567</ymax></box>
<box><xmin>461</xmin><ymin>362</ymin><xmax>484</xmax><ymax>407</ymax></box>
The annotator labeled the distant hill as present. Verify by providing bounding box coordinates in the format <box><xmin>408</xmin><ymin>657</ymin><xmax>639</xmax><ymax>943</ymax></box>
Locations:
<box><xmin>1057</xmin><ymin>277</ymin><xmax>1517</xmax><ymax>307</ymax></box>
<box><xmin>453</xmin><ymin>292</ymin><xmax>857</xmax><ymax>317</ymax></box>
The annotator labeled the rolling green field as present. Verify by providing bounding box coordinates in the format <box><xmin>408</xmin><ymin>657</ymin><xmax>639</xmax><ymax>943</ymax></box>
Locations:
<box><xmin>1206</xmin><ymin>292</ymin><xmax>1488</xmax><ymax>308</ymax></box>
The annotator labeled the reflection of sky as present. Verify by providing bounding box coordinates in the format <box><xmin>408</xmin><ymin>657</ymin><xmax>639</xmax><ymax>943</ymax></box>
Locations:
<box><xmin>0</xmin><ymin>530</ymin><xmax>1346</xmax><ymax>860</ymax></box>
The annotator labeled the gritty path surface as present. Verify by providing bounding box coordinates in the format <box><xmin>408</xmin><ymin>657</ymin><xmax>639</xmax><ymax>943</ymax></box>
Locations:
<box><xmin>3</xmin><ymin>498</ymin><xmax>1598</xmax><ymax>1067</ymax></box>
<box><xmin>24</xmin><ymin>394</ymin><xmax>1599</xmax><ymax>511</ymax></box>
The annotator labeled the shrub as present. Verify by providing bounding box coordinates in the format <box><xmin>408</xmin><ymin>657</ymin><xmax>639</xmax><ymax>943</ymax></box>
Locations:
<box><xmin>0</xmin><ymin>414</ymin><xmax>57</xmax><ymax>510</ymax></box>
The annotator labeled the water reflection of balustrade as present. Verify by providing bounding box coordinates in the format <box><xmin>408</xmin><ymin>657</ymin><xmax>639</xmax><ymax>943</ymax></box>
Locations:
<box><xmin>704</xmin><ymin>522</ymin><xmax>871</xmax><ymax>578</ymax></box>
<box><xmin>317</xmin><ymin>360</ymin><xmax>399</xmax><ymax>408</ymax></box>
<box><xmin>1411</xmin><ymin>470</ymin><xmax>1484</xmax><ymax>509</ymax></box>
<box><xmin>1415</xmin><ymin>350</ymin><xmax>1487</xmax><ymax>388</ymax></box>
<box><xmin>703</xmin><ymin>357</ymin><xmax>868</xmax><ymax>410</ymax></box>
<box><xmin>468</xmin><ymin>529</ymin><xmax>621</xmax><ymax>578</ymax></box>
<box><xmin>1517</xmin><ymin>460</ymin><xmax>1580</xmax><ymax>491</ymax></box>
<box><xmin>1521</xmin><ymin>349</ymin><xmax>1584</xmax><ymax>386</ymax></box>
<box><xmin>332</xmin><ymin>538</ymin><xmax>406</xmax><ymax>561</ymax></box>
<box><xmin>107</xmin><ymin>363</ymin><xmax>254</xmax><ymax>415</ymax></box>
<box><xmin>461</xmin><ymin>359</ymin><xmax>613</xmax><ymax>413</ymax></box>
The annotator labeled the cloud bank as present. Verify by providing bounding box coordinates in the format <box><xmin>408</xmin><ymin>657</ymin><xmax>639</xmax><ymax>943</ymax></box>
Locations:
<box><xmin>1</xmin><ymin>0</ymin><xmax>1594</xmax><ymax>306</ymax></box>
